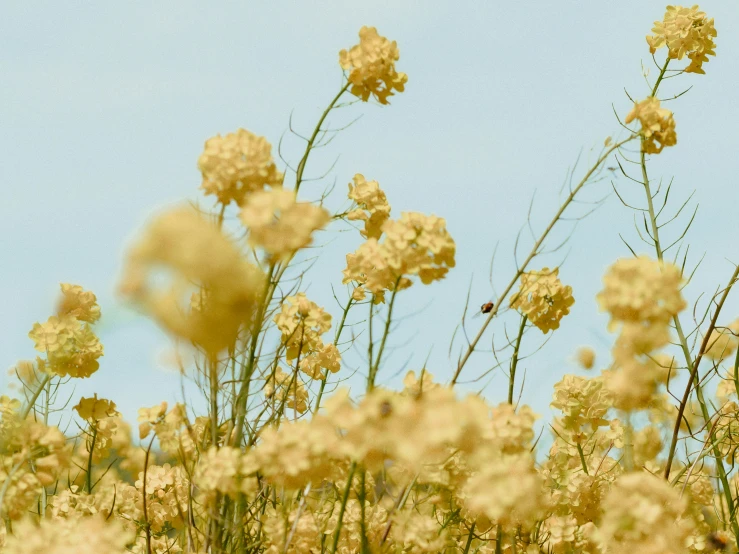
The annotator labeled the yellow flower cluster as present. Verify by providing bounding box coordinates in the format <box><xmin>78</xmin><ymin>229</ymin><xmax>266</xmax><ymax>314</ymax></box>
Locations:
<box><xmin>73</xmin><ymin>396</ymin><xmax>118</xmax><ymax>421</ymax></box>
<box><xmin>2</xmin><ymin>516</ymin><xmax>132</xmax><ymax>554</ymax></box>
<box><xmin>240</xmin><ymin>188</ymin><xmax>330</xmax><ymax>261</ymax></box>
<box><xmin>598</xmin><ymin>257</ymin><xmax>686</xmax><ymax>410</ymax></box>
<box><xmin>274</xmin><ymin>293</ymin><xmax>340</xmax><ymax>379</ymax></box>
<box><xmin>510</xmin><ymin>267</ymin><xmax>575</xmax><ymax>333</ymax></box>
<box><xmin>198</xmin><ymin>128</ymin><xmax>283</xmax><ymax>206</ymax></box>
<box><xmin>346</xmin><ymin>173</ymin><xmax>391</xmax><ymax>240</ymax></box>
<box><xmin>343</xmin><ymin>212</ymin><xmax>455</xmax><ymax>302</ymax></box>
<box><xmin>119</xmin><ymin>206</ymin><xmax>266</xmax><ymax>354</ymax></box>
<box><xmin>27</xmin><ymin>284</ymin><xmax>104</xmax><ymax>378</ymax></box>
<box><xmin>705</xmin><ymin>320</ymin><xmax>739</xmax><ymax>361</ymax></box>
<box><xmin>194</xmin><ymin>446</ymin><xmax>258</xmax><ymax>498</ymax></box>
<box><xmin>625</xmin><ymin>97</ymin><xmax>677</xmax><ymax>154</ymax></box>
<box><xmin>339</xmin><ymin>26</ymin><xmax>408</xmax><ymax>105</ymax></box>
<box><xmin>264</xmin><ymin>367</ymin><xmax>310</xmax><ymax>414</ymax></box>
<box><xmin>0</xmin><ymin>412</ymin><xmax>71</xmax><ymax>519</ymax></box>
<box><xmin>597</xmin><ymin>256</ymin><xmax>685</xmax><ymax>330</ymax></box>
<box><xmin>597</xmin><ymin>472</ymin><xmax>694</xmax><ymax>554</ymax></box>
<box><xmin>647</xmin><ymin>5</ymin><xmax>717</xmax><ymax>74</ymax></box>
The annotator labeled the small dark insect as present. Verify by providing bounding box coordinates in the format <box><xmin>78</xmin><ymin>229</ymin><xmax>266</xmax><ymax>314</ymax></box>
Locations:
<box><xmin>481</xmin><ymin>302</ymin><xmax>495</xmax><ymax>314</ymax></box>
<box><xmin>707</xmin><ymin>532</ymin><xmax>729</xmax><ymax>552</ymax></box>
<box><xmin>379</xmin><ymin>400</ymin><xmax>393</xmax><ymax>417</ymax></box>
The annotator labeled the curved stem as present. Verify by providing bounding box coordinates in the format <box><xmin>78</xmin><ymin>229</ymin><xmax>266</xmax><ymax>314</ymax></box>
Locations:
<box><xmin>368</xmin><ymin>283</ymin><xmax>401</xmax><ymax>392</ymax></box>
<box><xmin>508</xmin><ymin>315</ymin><xmax>527</xmax><ymax>405</ymax></box>
<box><xmin>451</xmin><ymin>137</ymin><xmax>635</xmax><ymax>385</ymax></box>
<box><xmin>294</xmin><ymin>82</ymin><xmax>350</xmax><ymax>194</ymax></box>
<box><xmin>329</xmin><ymin>462</ymin><xmax>356</xmax><ymax>553</ymax></box>
<box><xmin>313</xmin><ymin>296</ymin><xmax>354</xmax><ymax>413</ymax></box>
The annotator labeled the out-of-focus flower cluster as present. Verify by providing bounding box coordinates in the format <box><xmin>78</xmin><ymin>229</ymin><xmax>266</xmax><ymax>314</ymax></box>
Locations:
<box><xmin>598</xmin><ymin>256</ymin><xmax>686</xmax><ymax>410</ymax></box>
<box><xmin>119</xmin><ymin>206</ymin><xmax>265</xmax><ymax>354</ymax></box>
<box><xmin>240</xmin><ymin>188</ymin><xmax>330</xmax><ymax>261</ymax></box>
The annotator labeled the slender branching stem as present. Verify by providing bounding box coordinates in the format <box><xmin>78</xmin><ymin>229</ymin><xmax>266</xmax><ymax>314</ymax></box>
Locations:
<box><xmin>295</xmin><ymin>82</ymin><xmax>351</xmax><ymax>194</ymax></box>
<box><xmin>451</xmin><ymin>137</ymin><xmax>635</xmax><ymax>385</ymax></box>
<box><xmin>368</xmin><ymin>282</ymin><xmax>401</xmax><ymax>391</ymax></box>
<box><xmin>508</xmin><ymin>315</ymin><xmax>527</xmax><ymax>405</ymax></box>
<box><xmin>329</xmin><ymin>462</ymin><xmax>357</xmax><ymax>553</ymax></box>
<box><xmin>313</xmin><ymin>296</ymin><xmax>354</xmax><ymax>413</ymax></box>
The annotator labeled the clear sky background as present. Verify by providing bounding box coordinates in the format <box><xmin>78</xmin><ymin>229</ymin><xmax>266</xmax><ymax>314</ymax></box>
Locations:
<box><xmin>2</xmin><ymin>1</ymin><xmax>738</xmax><ymax>426</ymax></box>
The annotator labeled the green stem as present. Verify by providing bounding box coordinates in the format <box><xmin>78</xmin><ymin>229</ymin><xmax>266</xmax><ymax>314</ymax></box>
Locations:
<box><xmin>576</xmin><ymin>443</ymin><xmax>590</xmax><ymax>475</ymax></box>
<box><xmin>508</xmin><ymin>315</ymin><xmax>527</xmax><ymax>405</ymax></box>
<box><xmin>635</xmin><ymin>94</ymin><xmax>739</xmax><ymax>540</ymax></box>
<box><xmin>651</xmin><ymin>58</ymin><xmax>671</xmax><ymax>97</ymax></box>
<box><xmin>329</xmin><ymin>463</ymin><xmax>357</xmax><ymax>553</ymax></box>
<box><xmin>313</xmin><ymin>297</ymin><xmax>354</xmax><ymax>413</ymax></box>
<box><xmin>20</xmin><ymin>374</ymin><xmax>52</xmax><ymax>419</ymax></box>
<box><xmin>368</xmin><ymin>283</ymin><xmax>401</xmax><ymax>392</ymax></box>
<box><xmin>294</xmin><ymin>82</ymin><xmax>351</xmax><ymax>194</ymax></box>
<box><xmin>86</xmin><ymin>426</ymin><xmax>98</xmax><ymax>493</ymax></box>
<box><xmin>451</xmin><ymin>136</ymin><xmax>636</xmax><ymax>385</ymax></box>
<box><xmin>462</xmin><ymin>523</ymin><xmax>476</xmax><ymax>554</ymax></box>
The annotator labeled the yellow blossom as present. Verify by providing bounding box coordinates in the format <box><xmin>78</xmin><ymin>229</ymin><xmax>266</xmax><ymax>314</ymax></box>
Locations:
<box><xmin>647</xmin><ymin>5</ymin><xmax>717</xmax><ymax>74</ymax></box>
<box><xmin>119</xmin><ymin>206</ymin><xmax>266</xmax><ymax>354</ymax></box>
<box><xmin>198</xmin><ymin>128</ymin><xmax>283</xmax><ymax>206</ymax></box>
<box><xmin>625</xmin><ymin>97</ymin><xmax>677</xmax><ymax>154</ymax></box>
<box><xmin>240</xmin><ymin>188</ymin><xmax>330</xmax><ymax>261</ymax></box>
<box><xmin>346</xmin><ymin>173</ymin><xmax>391</xmax><ymax>240</ymax></box>
<box><xmin>510</xmin><ymin>267</ymin><xmax>575</xmax><ymax>333</ymax></box>
<box><xmin>73</xmin><ymin>396</ymin><xmax>118</xmax><ymax>421</ymax></box>
<box><xmin>339</xmin><ymin>26</ymin><xmax>408</xmax><ymax>105</ymax></box>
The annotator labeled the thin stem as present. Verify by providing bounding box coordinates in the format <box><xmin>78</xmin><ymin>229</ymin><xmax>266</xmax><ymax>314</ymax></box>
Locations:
<box><xmin>329</xmin><ymin>462</ymin><xmax>357</xmax><ymax>553</ymax></box>
<box><xmin>294</xmin><ymin>82</ymin><xmax>351</xmax><ymax>194</ymax></box>
<box><xmin>508</xmin><ymin>315</ymin><xmax>527</xmax><ymax>405</ymax></box>
<box><xmin>313</xmin><ymin>296</ymin><xmax>354</xmax><ymax>413</ymax></box>
<box><xmin>368</xmin><ymin>283</ymin><xmax>401</xmax><ymax>391</ymax></box>
<box><xmin>462</xmin><ymin>523</ymin><xmax>476</xmax><ymax>554</ymax></box>
<box><xmin>20</xmin><ymin>374</ymin><xmax>52</xmax><ymax>419</ymax></box>
<box><xmin>576</xmin><ymin>443</ymin><xmax>590</xmax><ymax>475</ymax></box>
<box><xmin>142</xmin><ymin>434</ymin><xmax>156</xmax><ymax>554</ymax></box>
<box><xmin>634</xmin><ymin>96</ymin><xmax>739</xmax><ymax>540</ymax></box>
<box><xmin>451</xmin><ymin>137</ymin><xmax>635</xmax><ymax>385</ymax></box>
<box><xmin>86</xmin><ymin>425</ymin><xmax>98</xmax><ymax>494</ymax></box>
<box><xmin>651</xmin><ymin>58</ymin><xmax>671</xmax><ymax>97</ymax></box>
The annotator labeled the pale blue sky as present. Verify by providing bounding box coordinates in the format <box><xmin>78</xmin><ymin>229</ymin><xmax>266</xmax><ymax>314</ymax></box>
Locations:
<box><xmin>2</xmin><ymin>1</ymin><xmax>738</xmax><ymax>425</ymax></box>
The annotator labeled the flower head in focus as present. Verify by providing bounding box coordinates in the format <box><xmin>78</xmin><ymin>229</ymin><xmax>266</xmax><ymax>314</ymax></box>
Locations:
<box><xmin>625</xmin><ymin>97</ymin><xmax>677</xmax><ymax>154</ymax></box>
<box><xmin>510</xmin><ymin>268</ymin><xmax>574</xmax><ymax>333</ymax></box>
<box><xmin>74</xmin><ymin>396</ymin><xmax>118</xmax><ymax>421</ymax></box>
<box><xmin>339</xmin><ymin>26</ymin><xmax>408</xmax><ymax>105</ymax></box>
<box><xmin>343</xmin><ymin>212</ymin><xmax>455</xmax><ymax>302</ymax></box>
<box><xmin>647</xmin><ymin>5</ymin><xmax>717</xmax><ymax>74</ymax></box>
<box><xmin>346</xmin><ymin>173</ymin><xmax>391</xmax><ymax>240</ymax></box>
<box><xmin>597</xmin><ymin>472</ymin><xmax>694</xmax><ymax>554</ymax></box>
<box><xmin>198</xmin><ymin>128</ymin><xmax>283</xmax><ymax>207</ymax></box>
